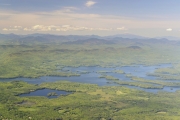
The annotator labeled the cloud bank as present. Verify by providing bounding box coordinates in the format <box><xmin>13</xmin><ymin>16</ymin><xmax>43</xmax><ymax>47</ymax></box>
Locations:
<box><xmin>1</xmin><ymin>7</ymin><xmax>180</xmax><ymax>36</ymax></box>
<box><xmin>3</xmin><ymin>25</ymin><xmax>120</xmax><ymax>32</ymax></box>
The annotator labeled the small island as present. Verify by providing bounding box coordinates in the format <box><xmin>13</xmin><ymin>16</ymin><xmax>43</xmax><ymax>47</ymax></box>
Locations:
<box><xmin>47</xmin><ymin>92</ymin><xmax>58</xmax><ymax>97</ymax></box>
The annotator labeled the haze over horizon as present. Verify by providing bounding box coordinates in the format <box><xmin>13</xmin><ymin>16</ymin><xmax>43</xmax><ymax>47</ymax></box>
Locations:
<box><xmin>1</xmin><ymin>0</ymin><xmax>180</xmax><ymax>37</ymax></box>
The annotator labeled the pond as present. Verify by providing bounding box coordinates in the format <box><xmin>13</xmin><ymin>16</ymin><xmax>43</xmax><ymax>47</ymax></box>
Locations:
<box><xmin>1</xmin><ymin>63</ymin><xmax>180</xmax><ymax>93</ymax></box>
<box><xmin>19</xmin><ymin>89</ymin><xmax>72</xmax><ymax>99</ymax></box>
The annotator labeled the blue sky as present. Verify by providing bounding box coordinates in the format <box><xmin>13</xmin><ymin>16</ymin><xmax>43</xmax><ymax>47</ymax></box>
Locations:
<box><xmin>0</xmin><ymin>0</ymin><xmax>180</xmax><ymax>37</ymax></box>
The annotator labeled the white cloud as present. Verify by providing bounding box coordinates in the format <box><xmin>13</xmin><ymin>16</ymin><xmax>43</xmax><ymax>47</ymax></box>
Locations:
<box><xmin>17</xmin><ymin>25</ymin><xmax>114</xmax><ymax>32</ymax></box>
<box><xmin>166</xmin><ymin>28</ymin><xmax>172</xmax><ymax>31</ymax></box>
<box><xmin>31</xmin><ymin>25</ymin><xmax>50</xmax><ymax>31</ymax></box>
<box><xmin>24</xmin><ymin>28</ymin><xmax>32</xmax><ymax>31</ymax></box>
<box><xmin>32</xmin><ymin>25</ymin><xmax>43</xmax><ymax>30</ymax></box>
<box><xmin>3</xmin><ymin>28</ymin><xmax>8</xmax><ymax>31</ymax></box>
<box><xmin>61</xmin><ymin>7</ymin><xmax>78</xmax><ymax>13</ymax></box>
<box><xmin>1</xmin><ymin>9</ymin><xmax>175</xmax><ymax>31</ymax></box>
<box><xmin>6</xmin><ymin>26</ymin><xmax>21</xmax><ymax>31</ymax></box>
<box><xmin>14</xmin><ymin>26</ymin><xmax>22</xmax><ymax>29</ymax></box>
<box><xmin>85</xmin><ymin>1</ymin><xmax>96</xmax><ymax>7</ymax></box>
<box><xmin>2</xmin><ymin>9</ymin><xmax>180</xmax><ymax>36</ymax></box>
<box><xmin>3</xmin><ymin>28</ymin><xmax>18</xmax><ymax>31</ymax></box>
<box><xmin>95</xmin><ymin>28</ymin><xmax>112</xmax><ymax>31</ymax></box>
<box><xmin>117</xmin><ymin>27</ymin><xmax>127</xmax><ymax>30</ymax></box>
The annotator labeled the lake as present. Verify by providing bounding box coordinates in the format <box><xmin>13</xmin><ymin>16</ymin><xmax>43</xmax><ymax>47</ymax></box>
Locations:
<box><xmin>1</xmin><ymin>63</ymin><xmax>180</xmax><ymax>93</ymax></box>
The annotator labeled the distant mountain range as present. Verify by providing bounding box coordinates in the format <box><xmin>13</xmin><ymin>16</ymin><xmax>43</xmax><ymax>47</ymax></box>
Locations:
<box><xmin>0</xmin><ymin>33</ymin><xmax>180</xmax><ymax>45</ymax></box>
<box><xmin>155</xmin><ymin>36</ymin><xmax>180</xmax><ymax>41</ymax></box>
<box><xmin>1</xmin><ymin>33</ymin><xmax>180</xmax><ymax>40</ymax></box>
<box><xmin>104</xmin><ymin>33</ymin><xmax>148</xmax><ymax>39</ymax></box>
<box><xmin>63</xmin><ymin>38</ymin><xmax>115</xmax><ymax>45</ymax></box>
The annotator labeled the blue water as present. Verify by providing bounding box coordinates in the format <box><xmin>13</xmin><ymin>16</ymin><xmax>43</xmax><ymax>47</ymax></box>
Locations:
<box><xmin>123</xmin><ymin>85</ymin><xmax>180</xmax><ymax>93</ymax></box>
<box><xmin>62</xmin><ymin>64</ymin><xmax>172</xmax><ymax>80</ymax></box>
<box><xmin>19</xmin><ymin>89</ymin><xmax>71</xmax><ymax>99</ymax></box>
<box><xmin>1</xmin><ymin>73</ymin><xmax>118</xmax><ymax>86</ymax></box>
<box><xmin>1</xmin><ymin>63</ymin><xmax>180</xmax><ymax>93</ymax></box>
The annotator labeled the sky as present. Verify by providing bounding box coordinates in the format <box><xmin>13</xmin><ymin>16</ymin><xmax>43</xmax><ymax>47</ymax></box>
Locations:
<box><xmin>0</xmin><ymin>0</ymin><xmax>180</xmax><ymax>37</ymax></box>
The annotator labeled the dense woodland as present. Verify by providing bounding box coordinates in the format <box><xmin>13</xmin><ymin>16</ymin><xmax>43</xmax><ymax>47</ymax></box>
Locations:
<box><xmin>1</xmin><ymin>34</ymin><xmax>180</xmax><ymax>119</ymax></box>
